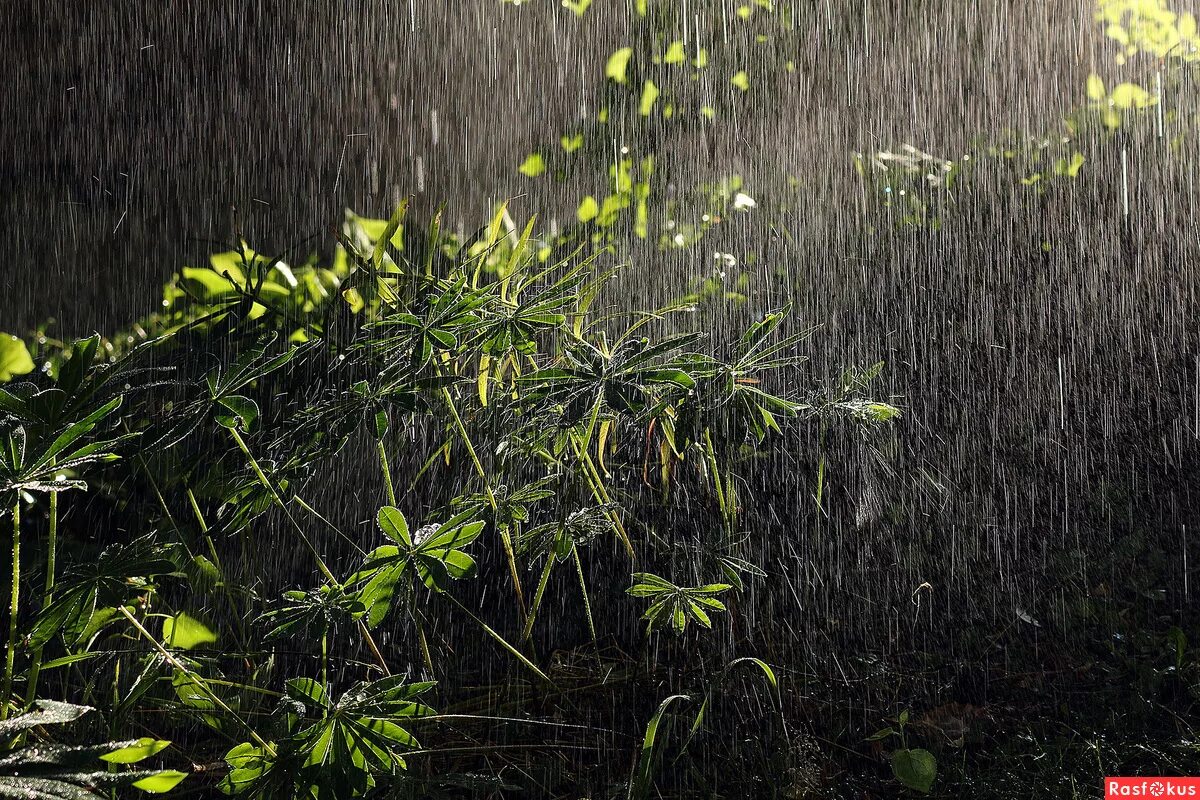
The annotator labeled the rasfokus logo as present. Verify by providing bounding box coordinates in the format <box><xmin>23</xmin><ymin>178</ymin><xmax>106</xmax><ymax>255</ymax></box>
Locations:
<box><xmin>1106</xmin><ymin>778</ymin><xmax>1200</xmax><ymax>798</ymax></box>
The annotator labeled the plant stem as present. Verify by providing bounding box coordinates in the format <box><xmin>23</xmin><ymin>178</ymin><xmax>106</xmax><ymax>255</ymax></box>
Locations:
<box><xmin>43</xmin><ymin>493</ymin><xmax>56</xmax><ymax>606</ymax></box>
<box><xmin>572</xmin><ymin>547</ymin><xmax>599</xmax><ymax>650</ymax></box>
<box><xmin>22</xmin><ymin>492</ymin><xmax>56</xmax><ymax>710</ymax></box>
<box><xmin>441</xmin><ymin>388</ymin><xmax>527</xmax><ymax>619</ymax></box>
<box><xmin>227</xmin><ymin>427</ymin><xmax>337</xmax><ymax>585</ymax></box>
<box><xmin>521</xmin><ymin>556</ymin><xmax>557</xmax><ymax>643</ymax></box>
<box><xmin>1</xmin><ymin>501</ymin><xmax>19</xmax><ymax>721</ymax></box>
<box><xmin>412</xmin><ymin>601</ymin><xmax>435</xmax><ymax>676</ymax></box>
<box><xmin>376</xmin><ymin>439</ymin><xmax>397</xmax><ymax>507</ymax></box>
<box><xmin>227</xmin><ymin>427</ymin><xmax>390</xmax><ymax>676</ymax></box>
<box><xmin>116</xmin><ymin>605</ymin><xmax>276</xmax><ymax>757</ymax></box>
<box><xmin>186</xmin><ymin>487</ymin><xmax>224</xmax><ymax>572</ymax></box>
<box><xmin>569</xmin><ymin>435</ymin><xmax>634</xmax><ymax>559</ymax></box>
<box><xmin>444</xmin><ymin>594</ymin><xmax>551</xmax><ymax>684</ymax></box>
<box><xmin>320</xmin><ymin>631</ymin><xmax>329</xmax><ymax>696</ymax></box>
<box><xmin>702</xmin><ymin>429</ymin><xmax>729</xmax><ymax>527</ymax></box>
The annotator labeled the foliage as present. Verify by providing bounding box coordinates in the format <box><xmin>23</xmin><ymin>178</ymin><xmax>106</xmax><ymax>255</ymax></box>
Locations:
<box><xmin>0</xmin><ymin>199</ymin><xmax>896</xmax><ymax>796</ymax></box>
<box><xmin>0</xmin><ymin>700</ymin><xmax>184</xmax><ymax>797</ymax></box>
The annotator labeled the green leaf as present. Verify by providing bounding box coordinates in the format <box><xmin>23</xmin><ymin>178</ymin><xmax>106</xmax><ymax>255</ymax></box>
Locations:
<box><xmin>639</xmin><ymin>80</ymin><xmax>660</xmax><ymax>116</ymax></box>
<box><xmin>287</xmin><ymin>677</ymin><xmax>328</xmax><ymax>707</ymax></box>
<box><xmin>561</xmin><ymin>133</ymin><xmax>584</xmax><ymax>153</ymax></box>
<box><xmin>133</xmin><ymin>770</ymin><xmax>189</xmax><ymax>793</ymax></box>
<box><xmin>629</xmin><ymin>694</ymin><xmax>690</xmax><ymax>800</ymax></box>
<box><xmin>606</xmin><ymin>47</ymin><xmax>633</xmax><ymax>83</ymax></box>
<box><xmin>0</xmin><ymin>700</ymin><xmax>91</xmax><ymax>737</ymax></box>
<box><xmin>57</xmin><ymin>334</ymin><xmax>99</xmax><ymax>395</ymax></box>
<box><xmin>518</xmin><ymin>153</ymin><xmax>546</xmax><ymax>178</ymax></box>
<box><xmin>663</xmin><ymin>40</ymin><xmax>686</xmax><ymax>64</ymax></box>
<box><xmin>371</xmin><ymin>201</ymin><xmax>409</xmax><ymax>268</ymax></box>
<box><xmin>216</xmin><ymin>395</ymin><xmax>259</xmax><ymax>431</ymax></box>
<box><xmin>1087</xmin><ymin>73</ymin><xmax>1105</xmax><ymax>101</ymax></box>
<box><xmin>1110</xmin><ymin>81</ymin><xmax>1153</xmax><ymax>109</ymax></box>
<box><xmin>577</xmin><ymin>195</ymin><xmax>600</xmax><ymax>223</ymax></box>
<box><xmin>101</xmin><ymin>737</ymin><xmax>172</xmax><ymax>764</ymax></box>
<box><xmin>304</xmin><ymin>723</ymin><xmax>335</xmax><ymax>768</ymax></box>
<box><xmin>731</xmin><ymin>70</ymin><xmax>751</xmax><ymax>91</ymax></box>
<box><xmin>162</xmin><ymin>612</ymin><xmax>218</xmax><ymax>650</ymax></box>
<box><xmin>358</xmin><ymin>562</ymin><xmax>405</xmax><ymax>627</ymax></box>
<box><xmin>891</xmin><ymin>748</ymin><xmax>937</xmax><ymax>793</ymax></box>
<box><xmin>0</xmin><ymin>333</ymin><xmax>34</xmax><ymax>383</ymax></box>
<box><xmin>377</xmin><ymin>506</ymin><xmax>411</xmax><ymax>546</ymax></box>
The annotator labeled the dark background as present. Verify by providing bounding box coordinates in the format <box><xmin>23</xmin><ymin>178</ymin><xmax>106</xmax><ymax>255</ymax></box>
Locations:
<box><xmin>2</xmin><ymin>0</ymin><xmax>1099</xmax><ymax>332</ymax></box>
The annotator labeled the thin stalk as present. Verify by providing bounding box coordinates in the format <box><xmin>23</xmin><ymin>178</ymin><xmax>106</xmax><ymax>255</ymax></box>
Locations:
<box><xmin>185</xmin><ymin>487</ymin><xmax>249</xmax><ymax>645</ymax></box>
<box><xmin>22</xmin><ymin>493</ymin><xmax>57</xmax><ymax>709</ymax></box>
<box><xmin>116</xmin><ymin>605</ymin><xmax>276</xmax><ymax>757</ymax></box>
<box><xmin>227</xmin><ymin>427</ymin><xmax>390</xmax><ymax>676</ymax></box>
<box><xmin>415</xmin><ymin>609</ymin><xmax>434</xmax><ymax>676</ymax></box>
<box><xmin>1</xmin><ymin>501</ymin><xmax>19</xmax><ymax>720</ymax></box>
<box><xmin>320</xmin><ymin>631</ymin><xmax>329</xmax><ymax>697</ymax></box>
<box><xmin>186</xmin><ymin>487</ymin><xmax>223</xmax><ymax>572</ymax></box>
<box><xmin>227</xmin><ymin>427</ymin><xmax>337</xmax><ymax>585</ymax></box>
<box><xmin>126</xmin><ymin>437</ymin><xmax>192</xmax><ymax>560</ymax></box>
<box><xmin>441</xmin><ymin>388</ymin><xmax>527</xmax><ymax>619</ymax></box>
<box><xmin>521</xmin><ymin>556</ymin><xmax>557</xmax><ymax>643</ymax></box>
<box><xmin>572</xmin><ymin>547</ymin><xmax>599</xmax><ymax>651</ymax></box>
<box><xmin>376</xmin><ymin>439</ymin><xmax>397</xmax><ymax>507</ymax></box>
<box><xmin>444</xmin><ymin>594</ymin><xmax>551</xmax><ymax>684</ymax></box>
<box><xmin>569</xmin><ymin>435</ymin><xmax>634</xmax><ymax>559</ymax></box>
<box><xmin>702</xmin><ymin>429</ymin><xmax>729</xmax><ymax>525</ymax></box>
<box><xmin>294</xmin><ymin>496</ymin><xmax>366</xmax><ymax>557</ymax></box>
<box><xmin>43</xmin><ymin>493</ymin><xmax>56</xmax><ymax>606</ymax></box>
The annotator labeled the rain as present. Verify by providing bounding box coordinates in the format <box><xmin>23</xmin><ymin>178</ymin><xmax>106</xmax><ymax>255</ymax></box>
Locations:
<box><xmin>0</xmin><ymin>0</ymin><xmax>1197</xmax><ymax>796</ymax></box>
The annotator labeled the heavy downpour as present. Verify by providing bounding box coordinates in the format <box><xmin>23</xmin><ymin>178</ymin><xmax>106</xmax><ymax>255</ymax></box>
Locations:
<box><xmin>0</xmin><ymin>1</ymin><xmax>1197</xmax><ymax>797</ymax></box>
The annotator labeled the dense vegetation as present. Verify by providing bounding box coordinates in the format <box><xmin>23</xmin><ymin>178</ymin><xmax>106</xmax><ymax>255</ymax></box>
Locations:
<box><xmin>0</xmin><ymin>206</ymin><xmax>899</xmax><ymax>797</ymax></box>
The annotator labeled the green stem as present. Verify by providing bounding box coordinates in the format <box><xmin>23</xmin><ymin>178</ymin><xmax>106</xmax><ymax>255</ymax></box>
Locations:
<box><xmin>320</xmin><ymin>631</ymin><xmax>329</xmax><ymax>697</ymax></box>
<box><xmin>573</xmin><ymin>547</ymin><xmax>598</xmax><ymax>651</ymax></box>
<box><xmin>413</xmin><ymin>601</ymin><xmax>434</xmax><ymax>676</ymax></box>
<box><xmin>43</xmin><ymin>493</ymin><xmax>56</xmax><ymax>606</ymax></box>
<box><xmin>227</xmin><ymin>427</ymin><xmax>390</xmax><ymax>676</ymax></box>
<box><xmin>294</xmin><ymin>496</ymin><xmax>366</xmax><ymax>557</ymax></box>
<box><xmin>2</xmin><ymin>501</ymin><xmax>19</xmax><ymax>720</ymax></box>
<box><xmin>569</xmin><ymin>435</ymin><xmax>634</xmax><ymax>559</ymax></box>
<box><xmin>376</xmin><ymin>439</ymin><xmax>397</xmax><ymax>507</ymax></box>
<box><xmin>117</xmin><ymin>605</ymin><xmax>276</xmax><ymax>757</ymax></box>
<box><xmin>521</xmin><ymin>556</ymin><xmax>557</xmax><ymax>643</ymax></box>
<box><xmin>441</xmin><ymin>388</ymin><xmax>527</xmax><ymax>619</ymax></box>
<box><xmin>186</xmin><ymin>487</ymin><xmax>223</xmax><ymax>572</ymax></box>
<box><xmin>227</xmin><ymin>427</ymin><xmax>337</xmax><ymax>585</ymax></box>
<box><xmin>185</xmin><ymin>486</ymin><xmax>251</xmax><ymax>646</ymax></box>
<box><xmin>444</xmin><ymin>594</ymin><xmax>551</xmax><ymax>684</ymax></box>
<box><xmin>22</xmin><ymin>493</ymin><xmax>57</xmax><ymax>710</ymax></box>
<box><xmin>702</xmin><ymin>429</ymin><xmax>729</xmax><ymax>525</ymax></box>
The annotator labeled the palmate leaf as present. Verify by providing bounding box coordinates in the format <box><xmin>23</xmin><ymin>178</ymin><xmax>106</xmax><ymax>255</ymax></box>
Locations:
<box><xmin>520</xmin><ymin>332</ymin><xmax>701</xmax><ymax>419</ymax></box>
<box><xmin>204</xmin><ymin>333</ymin><xmax>298</xmax><ymax>400</ymax></box>
<box><xmin>262</xmin><ymin>585</ymin><xmax>364</xmax><ymax>641</ymax></box>
<box><xmin>351</xmin><ymin>507</ymin><xmax>485</xmax><ymax>627</ymax></box>
<box><xmin>229</xmin><ymin>677</ymin><xmax>435</xmax><ymax>797</ymax></box>
<box><xmin>0</xmin><ymin>394</ymin><xmax>129</xmax><ymax>496</ymax></box>
<box><xmin>627</xmin><ymin>573</ymin><xmax>732</xmax><ymax>635</ymax></box>
<box><xmin>29</xmin><ymin>538</ymin><xmax>180</xmax><ymax>649</ymax></box>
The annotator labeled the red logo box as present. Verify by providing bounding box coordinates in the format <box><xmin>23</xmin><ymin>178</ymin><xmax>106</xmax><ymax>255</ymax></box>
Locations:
<box><xmin>1106</xmin><ymin>778</ymin><xmax>1200</xmax><ymax>798</ymax></box>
